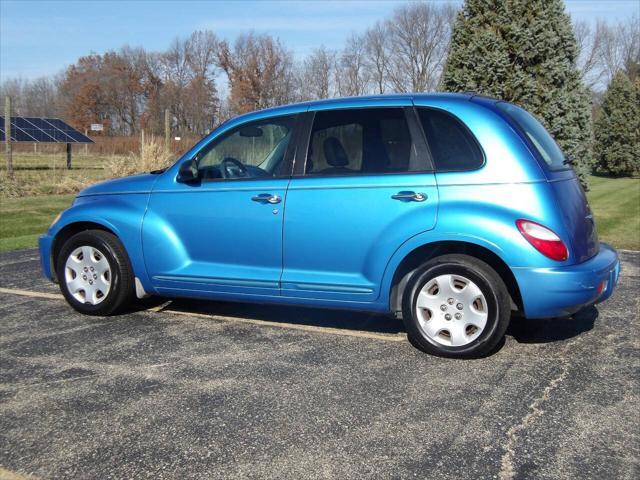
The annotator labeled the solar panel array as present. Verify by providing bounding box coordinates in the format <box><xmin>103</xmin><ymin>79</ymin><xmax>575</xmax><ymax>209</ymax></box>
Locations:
<box><xmin>0</xmin><ymin>116</ymin><xmax>94</xmax><ymax>143</ymax></box>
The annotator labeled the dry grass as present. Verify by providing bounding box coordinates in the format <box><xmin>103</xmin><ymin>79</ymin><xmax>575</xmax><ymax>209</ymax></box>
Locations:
<box><xmin>0</xmin><ymin>153</ymin><xmax>113</xmax><ymax>197</ymax></box>
<box><xmin>107</xmin><ymin>136</ymin><xmax>174</xmax><ymax>177</ymax></box>
<box><xmin>0</xmin><ymin>136</ymin><xmax>176</xmax><ymax>198</ymax></box>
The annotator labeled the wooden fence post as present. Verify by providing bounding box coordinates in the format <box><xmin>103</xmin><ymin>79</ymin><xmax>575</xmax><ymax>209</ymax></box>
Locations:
<box><xmin>164</xmin><ymin>109</ymin><xmax>170</xmax><ymax>152</ymax></box>
<box><xmin>66</xmin><ymin>143</ymin><xmax>72</xmax><ymax>169</ymax></box>
<box><xmin>4</xmin><ymin>96</ymin><xmax>13</xmax><ymax>179</ymax></box>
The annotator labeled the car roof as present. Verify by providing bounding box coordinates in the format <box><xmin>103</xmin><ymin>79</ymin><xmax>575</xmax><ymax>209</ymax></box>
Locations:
<box><xmin>230</xmin><ymin>92</ymin><xmax>481</xmax><ymax>124</ymax></box>
<box><xmin>303</xmin><ymin>92</ymin><xmax>473</xmax><ymax>108</ymax></box>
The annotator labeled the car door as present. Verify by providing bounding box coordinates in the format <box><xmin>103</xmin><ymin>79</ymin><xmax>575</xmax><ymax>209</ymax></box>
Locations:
<box><xmin>281</xmin><ymin>105</ymin><xmax>438</xmax><ymax>304</ymax></box>
<box><xmin>142</xmin><ymin>114</ymin><xmax>299</xmax><ymax>298</ymax></box>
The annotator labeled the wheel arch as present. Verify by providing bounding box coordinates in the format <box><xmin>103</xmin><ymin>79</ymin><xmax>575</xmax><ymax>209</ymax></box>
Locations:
<box><xmin>389</xmin><ymin>240</ymin><xmax>523</xmax><ymax>316</ymax></box>
<box><xmin>51</xmin><ymin>221</ymin><xmax>120</xmax><ymax>282</ymax></box>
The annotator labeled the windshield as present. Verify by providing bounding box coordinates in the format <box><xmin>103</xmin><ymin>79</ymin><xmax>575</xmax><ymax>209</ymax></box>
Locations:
<box><xmin>496</xmin><ymin>102</ymin><xmax>567</xmax><ymax>170</ymax></box>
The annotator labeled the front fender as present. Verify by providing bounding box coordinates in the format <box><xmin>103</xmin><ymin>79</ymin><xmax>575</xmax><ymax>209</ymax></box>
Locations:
<box><xmin>49</xmin><ymin>193</ymin><xmax>153</xmax><ymax>292</ymax></box>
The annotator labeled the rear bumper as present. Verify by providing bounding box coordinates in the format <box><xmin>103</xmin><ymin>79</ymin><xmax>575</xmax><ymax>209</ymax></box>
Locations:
<box><xmin>513</xmin><ymin>243</ymin><xmax>620</xmax><ymax>319</ymax></box>
<box><xmin>39</xmin><ymin>233</ymin><xmax>55</xmax><ymax>282</ymax></box>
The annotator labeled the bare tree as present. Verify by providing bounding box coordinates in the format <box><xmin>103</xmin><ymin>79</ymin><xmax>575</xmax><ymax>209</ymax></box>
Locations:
<box><xmin>186</xmin><ymin>30</ymin><xmax>219</xmax><ymax>79</ymax></box>
<box><xmin>385</xmin><ymin>2</ymin><xmax>456</xmax><ymax>92</ymax></box>
<box><xmin>161</xmin><ymin>37</ymin><xmax>191</xmax><ymax>133</ymax></box>
<box><xmin>336</xmin><ymin>33</ymin><xmax>369</xmax><ymax>96</ymax></box>
<box><xmin>616</xmin><ymin>15</ymin><xmax>639</xmax><ymax>81</ymax></box>
<box><xmin>574</xmin><ymin>20</ymin><xmax>606</xmax><ymax>90</ymax></box>
<box><xmin>0</xmin><ymin>78</ymin><xmax>26</xmax><ymax>114</ymax></box>
<box><xmin>364</xmin><ymin>21</ymin><xmax>390</xmax><ymax>94</ymax></box>
<box><xmin>24</xmin><ymin>77</ymin><xmax>60</xmax><ymax>117</ymax></box>
<box><xmin>600</xmin><ymin>21</ymin><xmax>626</xmax><ymax>84</ymax></box>
<box><xmin>0</xmin><ymin>77</ymin><xmax>59</xmax><ymax>117</ymax></box>
<box><xmin>573</xmin><ymin>15</ymin><xmax>639</xmax><ymax>94</ymax></box>
<box><xmin>298</xmin><ymin>46</ymin><xmax>336</xmax><ymax>100</ymax></box>
<box><xmin>184</xmin><ymin>30</ymin><xmax>220</xmax><ymax>134</ymax></box>
<box><xmin>138</xmin><ymin>51</ymin><xmax>166</xmax><ymax>134</ymax></box>
<box><xmin>217</xmin><ymin>32</ymin><xmax>296</xmax><ymax>114</ymax></box>
<box><xmin>599</xmin><ymin>15</ymin><xmax>640</xmax><ymax>84</ymax></box>
<box><xmin>100</xmin><ymin>47</ymin><xmax>147</xmax><ymax>134</ymax></box>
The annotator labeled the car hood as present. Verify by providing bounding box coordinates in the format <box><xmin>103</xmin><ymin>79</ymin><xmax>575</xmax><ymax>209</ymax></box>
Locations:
<box><xmin>77</xmin><ymin>173</ymin><xmax>160</xmax><ymax>197</ymax></box>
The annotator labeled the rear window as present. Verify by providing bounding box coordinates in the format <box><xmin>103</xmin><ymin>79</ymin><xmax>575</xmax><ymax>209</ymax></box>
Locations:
<box><xmin>496</xmin><ymin>102</ymin><xmax>566</xmax><ymax>169</ymax></box>
<box><xmin>417</xmin><ymin>108</ymin><xmax>483</xmax><ymax>171</ymax></box>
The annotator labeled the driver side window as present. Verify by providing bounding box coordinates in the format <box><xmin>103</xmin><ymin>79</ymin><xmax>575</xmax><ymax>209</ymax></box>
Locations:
<box><xmin>197</xmin><ymin>115</ymin><xmax>295</xmax><ymax>181</ymax></box>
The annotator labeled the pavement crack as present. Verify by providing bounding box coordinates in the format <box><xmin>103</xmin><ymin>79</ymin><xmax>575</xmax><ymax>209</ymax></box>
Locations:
<box><xmin>498</xmin><ymin>359</ymin><xmax>570</xmax><ymax>480</ymax></box>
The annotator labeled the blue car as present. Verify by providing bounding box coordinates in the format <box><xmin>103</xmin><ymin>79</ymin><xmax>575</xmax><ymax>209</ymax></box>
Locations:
<box><xmin>39</xmin><ymin>93</ymin><xmax>620</xmax><ymax>357</ymax></box>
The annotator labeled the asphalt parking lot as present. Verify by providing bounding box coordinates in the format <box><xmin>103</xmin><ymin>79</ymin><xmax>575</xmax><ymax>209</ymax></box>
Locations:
<box><xmin>0</xmin><ymin>249</ymin><xmax>638</xmax><ymax>479</ymax></box>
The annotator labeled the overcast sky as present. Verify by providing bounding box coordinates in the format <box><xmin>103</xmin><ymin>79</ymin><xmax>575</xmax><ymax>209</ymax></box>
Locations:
<box><xmin>1</xmin><ymin>0</ymin><xmax>638</xmax><ymax>82</ymax></box>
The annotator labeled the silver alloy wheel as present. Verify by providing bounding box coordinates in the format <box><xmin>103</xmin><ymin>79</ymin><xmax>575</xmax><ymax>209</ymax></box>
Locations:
<box><xmin>415</xmin><ymin>274</ymin><xmax>488</xmax><ymax>347</ymax></box>
<box><xmin>64</xmin><ymin>246</ymin><xmax>111</xmax><ymax>305</ymax></box>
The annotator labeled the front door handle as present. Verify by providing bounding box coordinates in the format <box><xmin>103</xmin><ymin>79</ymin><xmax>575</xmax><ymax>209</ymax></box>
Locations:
<box><xmin>391</xmin><ymin>191</ymin><xmax>427</xmax><ymax>202</ymax></box>
<box><xmin>251</xmin><ymin>193</ymin><xmax>281</xmax><ymax>204</ymax></box>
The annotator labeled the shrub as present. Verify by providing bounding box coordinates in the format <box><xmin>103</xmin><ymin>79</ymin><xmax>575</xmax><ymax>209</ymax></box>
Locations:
<box><xmin>442</xmin><ymin>0</ymin><xmax>594</xmax><ymax>187</ymax></box>
<box><xmin>594</xmin><ymin>72</ymin><xmax>640</xmax><ymax>176</ymax></box>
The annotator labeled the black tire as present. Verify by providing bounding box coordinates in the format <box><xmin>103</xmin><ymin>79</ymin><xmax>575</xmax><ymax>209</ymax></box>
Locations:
<box><xmin>401</xmin><ymin>254</ymin><xmax>511</xmax><ymax>358</ymax></box>
<box><xmin>56</xmin><ymin>230</ymin><xmax>134</xmax><ymax>316</ymax></box>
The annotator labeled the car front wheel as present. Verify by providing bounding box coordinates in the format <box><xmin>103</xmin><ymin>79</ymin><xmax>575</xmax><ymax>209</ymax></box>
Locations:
<box><xmin>401</xmin><ymin>254</ymin><xmax>511</xmax><ymax>358</ymax></box>
<box><xmin>57</xmin><ymin>230</ymin><xmax>134</xmax><ymax>316</ymax></box>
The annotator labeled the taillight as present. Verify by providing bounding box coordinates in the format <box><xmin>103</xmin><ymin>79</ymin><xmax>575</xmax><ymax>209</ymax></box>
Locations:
<box><xmin>516</xmin><ymin>219</ymin><xmax>568</xmax><ymax>261</ymax></box>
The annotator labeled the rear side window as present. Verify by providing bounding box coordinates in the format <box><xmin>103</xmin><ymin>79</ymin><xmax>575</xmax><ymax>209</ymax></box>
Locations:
<box><xmin>417</xmin><ymin>108</ymin><xmax>483</xmax><ymax>171</ymax></box>
<box><xmin>496</xmin><ymin>102</ymin><xmax>566</xmax><ymax>170</ymax></box>
<box><xmin>306</xmin><ymin>108</ymin><xmax>421</xmax><ymax>175</ymax></box>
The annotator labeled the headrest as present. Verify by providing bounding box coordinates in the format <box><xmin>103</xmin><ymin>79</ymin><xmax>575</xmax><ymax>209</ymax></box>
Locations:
<box><xmin>323</xmin><ymin>137</ymin><xmax>349</xmax><ymax>167</ymax></box>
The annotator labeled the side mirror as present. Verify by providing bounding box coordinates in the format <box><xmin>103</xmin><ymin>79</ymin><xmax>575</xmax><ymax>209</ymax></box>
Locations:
<box><xmin>177</xmin><ymin>159</ymin><xmax>199</xmax><ymax>183</ymax></box>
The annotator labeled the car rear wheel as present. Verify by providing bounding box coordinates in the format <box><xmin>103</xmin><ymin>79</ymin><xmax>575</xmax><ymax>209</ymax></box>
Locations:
<box><xmin>401</xmin><ymin>254</ymin><xmax>511</xmax><ymax>358</ymax></box>
<box><xmin>57</xmin><ymin>230</ymin><xmax>134</xmax><ymax>316</ymax></box>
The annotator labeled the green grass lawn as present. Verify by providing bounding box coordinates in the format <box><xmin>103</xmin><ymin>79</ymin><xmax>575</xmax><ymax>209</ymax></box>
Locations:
<box><xmin>0</xmin><ymin>175</ymin><xmax>638</xmax><ymax>253</ymax></box>
<box><xmin>0</xmin><ymin>194</ymin><xmax>74</xmax><ymax>252</ymax></box>
<box><xmin>587</xmin><ymin>175</ymin><xmax>640</xmax><ymax>250</ymax></box>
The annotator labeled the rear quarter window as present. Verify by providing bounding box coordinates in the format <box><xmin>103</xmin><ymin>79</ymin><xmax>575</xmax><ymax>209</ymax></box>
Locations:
<box><xmin>496</xmin><ymin>102</ymin><xmax>567</xmax><ymax>170</ymax></box>
<box><xmin>417</xmin><ymin>108</ymin><xmax>484</xmax><ymax>171</ymax></box>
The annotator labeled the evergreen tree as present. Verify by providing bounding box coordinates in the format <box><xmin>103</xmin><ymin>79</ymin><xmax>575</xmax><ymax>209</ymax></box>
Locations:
<box><xmin>442</xmin><ymin>0</ymin><xmax>593</xmax><ymax>185</ymax></box>
<box><xmin>594</xmin><ymin>72</ymin><xmax>640</xmax><ymax>176</ymax></box>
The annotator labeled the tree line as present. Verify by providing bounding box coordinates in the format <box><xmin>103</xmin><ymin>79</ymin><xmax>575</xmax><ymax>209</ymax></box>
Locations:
<box><xmin>1</xmin><ymin>1</ymin><xmax>638</xmax><ymax>177</ymax></box>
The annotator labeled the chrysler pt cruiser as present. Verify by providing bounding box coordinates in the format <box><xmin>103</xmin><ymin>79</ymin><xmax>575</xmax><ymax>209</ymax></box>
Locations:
<box><xmin>39</xmin><ymin>94</ymin><xmax>620</xmax><ymax>358</ymax></box>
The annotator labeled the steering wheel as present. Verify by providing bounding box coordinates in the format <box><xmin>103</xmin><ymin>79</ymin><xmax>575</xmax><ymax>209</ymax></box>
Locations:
<box><xmin>220</xmin><ymin>157</ymin><xmax>249</xmax><ymax>179</ymax></box>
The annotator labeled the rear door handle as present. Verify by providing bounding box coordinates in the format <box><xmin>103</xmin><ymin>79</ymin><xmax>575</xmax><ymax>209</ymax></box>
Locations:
<box><xmin>391</xmin><ymin>191</ymin><xmax>427</xmax><ymax>202</ymax></box>
<box><xmin>251</xmin><ymin>193</ymin><xmax>281</xmax><ymax>204</ymax></box>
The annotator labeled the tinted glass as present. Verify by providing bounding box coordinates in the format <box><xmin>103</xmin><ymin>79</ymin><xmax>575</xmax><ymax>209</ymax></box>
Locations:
<box><xmin>306</xmin><ymin>108</ymin><xmax>417</xmax><ymax>175</ymax></box>
<box><xmin>496</xmin><ymin>102</ymin><xmax>566</xmax><ymax>169</ymax></box>
<box><xmin>417</xmin><ymin>108</ymin><xmax>483</xmax><ymax>171</ymax></box>
<box><xmin>197</xmin><ymin>115</ymin><xmax>295</xmax><ymax>180</ymax></box>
